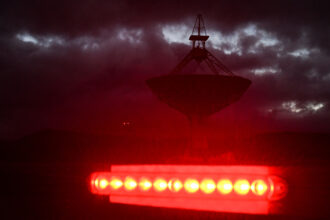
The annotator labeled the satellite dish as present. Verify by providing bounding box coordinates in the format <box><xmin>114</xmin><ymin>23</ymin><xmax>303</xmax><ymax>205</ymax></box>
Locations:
<box><xmin>146</xmin><ymin>14</ymin><xmax>251</xmax><ymax>157</ymax></box>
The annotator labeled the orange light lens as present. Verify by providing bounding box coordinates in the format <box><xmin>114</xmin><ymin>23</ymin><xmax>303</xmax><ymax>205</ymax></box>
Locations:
<box><xmin>251</xmin><ymin>180</ymin><xmax>268</xmax><ymax>196</ymax></box>
<box><xmin>139</xmin><ymin>178</ymin><xmax>152</xmax><ymax>191</ymax></box>
<box><xmin>217</xmin><ymin>179</ymin><xmax>233</xmax><ymax>194</ymax></box>
<box><xmin>200</xmin><ymin>179</ymin><xmax>216</xmax><ymax>194</ymax></box>
<box><xmin>184</xmin><ymin>179</ymin><xmax>199</xmax><ymax>193</ymax></box>
<box><xmin>234</xmin><ymin>179</ymin><xmax>250</xmax><ymax>195</ymax></box>
<box><xmin>154</xmin><ymin>178</ymin><xmax>167</xmax><ymax>192</ymax></box>
<box><xmin>124</xmin><ymin>177</ymin><xmax>137</xmax><ymax>190</ymax></box>
<box><xmin>168</xmin><ymin>179</ymin><xmax>183</xmax><ymax>192</ymax></box>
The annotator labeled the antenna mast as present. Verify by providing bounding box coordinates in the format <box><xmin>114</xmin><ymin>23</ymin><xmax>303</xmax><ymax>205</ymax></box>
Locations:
<box><xmin>171</xmin><ymin>14</ymin><xmax>234</xmax><ymax>76</ymax></box>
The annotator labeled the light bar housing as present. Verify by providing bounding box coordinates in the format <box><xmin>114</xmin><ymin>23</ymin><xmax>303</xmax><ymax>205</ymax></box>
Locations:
<box><xmin>90</xmin><ymin>165</ymin><xmax>287</xmax><ymax>215</ymax></box>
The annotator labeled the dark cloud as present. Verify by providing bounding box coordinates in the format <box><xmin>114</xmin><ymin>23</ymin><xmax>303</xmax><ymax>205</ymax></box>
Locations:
<box><xmin>0</xmin><ymin>0</ymin><xmax>330</xmax><ymax>138</ymax></box>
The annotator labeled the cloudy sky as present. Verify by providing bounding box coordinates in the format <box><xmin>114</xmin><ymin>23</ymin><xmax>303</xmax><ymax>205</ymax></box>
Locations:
<box><xmin>0</xmin><ymin>0</ymin><xmax>330</xmax><ymax>138</ymax></box>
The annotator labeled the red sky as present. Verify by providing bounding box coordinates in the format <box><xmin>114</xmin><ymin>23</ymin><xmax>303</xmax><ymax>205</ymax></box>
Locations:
<box><xmin>0</xmin><ymin>0</ymin><xmax>330</xmax><ymax>138</ymax></box>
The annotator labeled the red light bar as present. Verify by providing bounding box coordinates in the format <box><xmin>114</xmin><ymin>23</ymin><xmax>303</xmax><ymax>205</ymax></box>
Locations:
<box><xmin>90</xmin><ymin>165</ymin><xmax>287</xmax><ymax>215</ymax></box>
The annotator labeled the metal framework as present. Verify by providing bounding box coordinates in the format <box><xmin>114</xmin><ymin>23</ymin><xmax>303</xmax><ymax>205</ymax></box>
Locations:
<box><xmin>170</xmin><ymin>14</ymin><xmax>234</xmax><ymax>76</ymax></box>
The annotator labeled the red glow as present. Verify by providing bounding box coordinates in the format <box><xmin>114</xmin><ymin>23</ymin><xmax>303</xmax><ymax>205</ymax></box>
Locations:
<box><xmin>110</xmin><ymin>196</ymin><xmax>269</xmax><ymax>214</ymax></box>
<box><xmin>184</xmin><ymin>178</ymin><xmax>199</xmax><ymax>193</ymax></box>
<box><xmin>99</xmin><ymin>179</ymin><xmax>109</xmax><ymax>189</ymax></box>
<box><xmin>110</xmin><ymin>177</ymin><xmax>123</xmax><ymax>190</ymax></box>
<box><xmin>124</xmin><ymin>177</ymin><xmax>137</xmax><ymax>191</ymax></box>
<box><xmin>251</xmin><ymin>179</ymin><xmax>268</xmax><ymax>196</ymax></box>
<box><xmin>168</xmin><ymin>179</ymin><xmax>183</xmax><ymax>192</ymax></box>
<box><xmin>217</xmin><ymin>179</ymin><xmax>233</xmax><ymax>194</ymax></box>
<box><xmin>139</xmin><ymin>178</ymin><xmax>152</xmax><ymax>191</ymax></box>
<box><xmin>154</xmin><ymin>178</ymin><xmax>168</xmax><ymax>192</ymax></box>
<box><xmin>234</xmin><ymin>179</ymin><xmax>250</xmax><ymax>195</ymax></box>
<box><xmin>200</xmin><ymin>179</ymin><xmax>216</xmax><ymax>194</ymax></box>
<box><xmin>90</xmin><ymin>165</ymin><xmax>287</xmax><ymax>214</ymax></box>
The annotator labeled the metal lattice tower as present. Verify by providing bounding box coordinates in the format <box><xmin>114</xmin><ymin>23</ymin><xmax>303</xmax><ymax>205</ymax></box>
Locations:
<box><xmin>171</xmin><ymin>14</ymin><xmax>234</xmax><ymax>76</ymax></box>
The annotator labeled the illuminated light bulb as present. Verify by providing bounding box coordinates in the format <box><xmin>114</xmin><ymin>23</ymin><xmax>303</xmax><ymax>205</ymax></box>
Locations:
<box><xmin>217</xmin><ymin>179</ymin><xmax>233</xmax><ymax>194</ymax></box>
<box><xmin>109</xmin><ymin>178</ymin><xmax>123</xmax><ymax>190</ymax></box>
<box><xmin>168</xmin><ymin>179</ymin><xmax>183</xmax><ymax>192</ymax></box>
<box><xmin>184</xmin><ymin>179</ymin><xmax>199</xmax><ymax>193</ymax></box>
<box><xmin>251</xmin><ymin>180</ymin><xmax>268</xmax><ymax>196</ymax></box>
<box><xmin>139</xmin><ymin>178</ymin><xmax>152</xmax><ymax>191</ymax></box>
<box><xmin>153</xmin><ymin>178</ymin><xmax>168</xmax><ymax>192</ymax></box>
<box><xmin>99</xmin><ymin>179</ymin><xmax>109</xmax><ymax>189</ymax></box>
<box><xmin>94</xmin><ymin>179</ymin><xmax>99</xmax><ymax>187</ymax></box>
<box><xmin>234</xmin><ymin>179</ymin><xmax>250</xmax><ymax>195</ymax></box>
<box><xmin>124</xmin><ymin>177</ymin><xmax>137</xmax><ymax>190</ymax></box>
<box><xmin>200</xmin><ymin>179</ymin><xmax>216</xmax><ymax>194</ymax></box>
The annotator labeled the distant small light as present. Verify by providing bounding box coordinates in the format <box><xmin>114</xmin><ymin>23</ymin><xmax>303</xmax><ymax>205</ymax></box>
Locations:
<box><xmin>200</xmin><ymin>179</ymin><xmax>216</xmax><ymax>194</ymax></box>
<box><xmin>121</xmin><ymin>121</ymin><xmax>131</xmax><ymax>127</ymax></box>
<box><xmin>251</xmin><ymin>180</ymin><xmax>268</xmax><ymax>196</ymax></box>
<box><xmin>154</xmin><ymin>178</ymin><xmax>167</xmax><ymax>192</ymax></box>
<box><xmin>124</xmin><ymin>177</ymin><xmax>137</xmax><ymax>190</ymax></box>
<box><xmin>184</xmin><ymin>179</ymin><xmax>199</xmax><ymax>193</ymax></box>
<box><xmin>234</xmin><ymin>179</ymin><xmax>250</xmax><ymax>195</ymax></box>
<box><xmin>139</xmin><ymin>178</ymin><xmax>152</xmax><ymax>191</ymax></box>
<box><xmin>99</xmin><ymin>179</ymin><xmax>109</xmax><ymax>189</ymax></box>
<box><xmin>110</xmin><ymin>178</ymin><xmax>123</xmax><ymax>190</ymax></box>
<box><xmin>217</xmin><ymin>179</ymin><xmax>233</xmax><ymax>194</ymax></box>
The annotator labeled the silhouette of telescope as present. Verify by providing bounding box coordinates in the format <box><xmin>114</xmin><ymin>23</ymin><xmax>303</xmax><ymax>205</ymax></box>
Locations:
<box><xmin>146</xmin><ymin>14</ymin><xmax>251</xmax><ymax>157</ymax></box>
